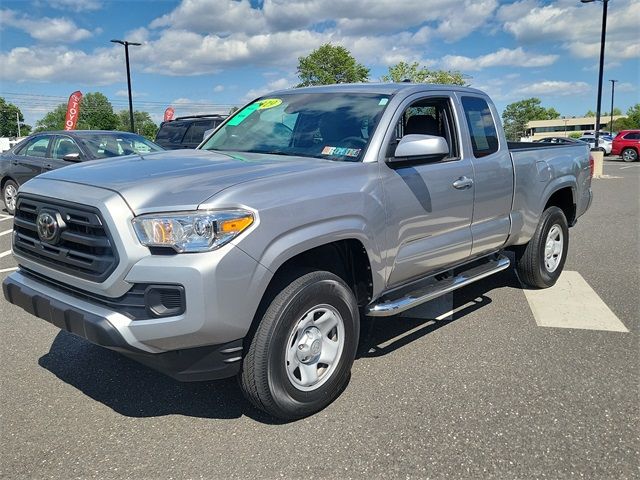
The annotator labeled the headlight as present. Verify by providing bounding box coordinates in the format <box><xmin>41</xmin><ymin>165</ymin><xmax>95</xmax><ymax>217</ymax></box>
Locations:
<box><xmin>132</xmin><ymin>210</ymin><xmax>254</xmax><ymax>253</ymax></box>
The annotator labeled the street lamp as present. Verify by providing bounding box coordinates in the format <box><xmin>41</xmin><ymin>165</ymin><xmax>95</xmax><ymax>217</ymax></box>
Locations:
<box><xmin>609</xmin><ymin>79</ymin><xmax>618</xmax><ymax>133</ymax></box>
<box><xmin>580</xmin><ymin>0</ymin><xmax>609</xmax><ymax>150</ymax></box>
<box><xmin>111</xmin><ymin>39</ymin><xmax>141</xmax><ymax>133</ymax></box>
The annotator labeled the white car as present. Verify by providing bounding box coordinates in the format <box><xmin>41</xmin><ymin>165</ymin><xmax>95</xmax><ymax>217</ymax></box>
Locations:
<box><xmin>579</xmin><ymin>135</ymin><xmax>612</xmax><ymax>155</ymax></box>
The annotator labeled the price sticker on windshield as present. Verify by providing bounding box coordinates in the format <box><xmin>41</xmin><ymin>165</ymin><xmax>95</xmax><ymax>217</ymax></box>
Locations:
<box><xmin>258</xmin><ymin>98</ymin><xmax>282</xmax><ymax>110</ymax></box>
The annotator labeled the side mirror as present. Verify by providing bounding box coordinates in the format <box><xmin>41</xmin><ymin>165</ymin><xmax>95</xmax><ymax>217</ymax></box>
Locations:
<box><xmin>391</xmin><ymin>134</ymin><xmax>449</xmax><ymax>162</ymax></box>
<box><xmin>62</xmin><ymin>153</ymin><xmax>82</xmax><ymax>162</ymax></box>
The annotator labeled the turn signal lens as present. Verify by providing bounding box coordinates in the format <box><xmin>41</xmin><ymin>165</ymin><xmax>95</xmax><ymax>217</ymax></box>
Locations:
<box><xmin>219</xmin><ymin>215</ymin><xmax>253</xmax><ymax>233</ymax></box>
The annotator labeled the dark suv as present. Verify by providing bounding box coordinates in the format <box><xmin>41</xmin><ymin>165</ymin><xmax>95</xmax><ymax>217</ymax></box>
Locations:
<box><xmin>155</xmin><ymin>115</ymin><xmax>227</xmax><ymax>150</ymax></box>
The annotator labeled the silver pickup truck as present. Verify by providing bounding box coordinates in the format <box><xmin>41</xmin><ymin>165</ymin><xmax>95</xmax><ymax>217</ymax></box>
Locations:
<box><xmin>3</xmin><ymin>84</ymin><xmax>592</xmax><ymax>420</ymax></box>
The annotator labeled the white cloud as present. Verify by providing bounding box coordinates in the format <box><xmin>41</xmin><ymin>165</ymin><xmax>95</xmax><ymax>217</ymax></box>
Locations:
<box><xmin>47</xmin><ymin>0</ymin><xmax>102</xmax><ymax>11</ymax></box>
<box><xmin>213</xmin><ymin>85</ymin><xmax>225</xmax><ymax>93</ymax></box>
<box><xmin>0</xmin><ymin>9</ymin><xmax>92</xmax><ymax>43</ymax></box>
<box><xmin>617</xmin><ymin>82</ymin><xmax>636</xmax><ymax>93</ymax></box>
<box><xmin>0</xmin><ymin>46</ymin><xmax>121</xmax><ymax>84</ymax></box>
<box><xmin>515</xmin><ymin>81</ymin><xmax>590</xmax><ymax>97</ymax></box>
<box><xmin>115</xmin><ymin>90</ymin><xmax>147</xmax><ymax>97</ymax></box>
<box><xmin>500</xmin><ymin>0</ymin><xmax>639</xmax><ymax>60</ymax></box>
<box><xmin>242</xmin><ymin>77</ymin><xmax>293</xmax><ymax>102</ymax></box>
<box><xmin>442</xmin><ymin>47</ymin><xmax>558</xmax><ymax>71</ymax></box>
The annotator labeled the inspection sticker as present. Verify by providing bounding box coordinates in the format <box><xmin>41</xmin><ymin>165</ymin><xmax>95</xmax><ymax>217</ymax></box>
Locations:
<box><xmin>321</xmin><ymin>146</ymin><xmax>361</xmax><ymax>157</ymax></box>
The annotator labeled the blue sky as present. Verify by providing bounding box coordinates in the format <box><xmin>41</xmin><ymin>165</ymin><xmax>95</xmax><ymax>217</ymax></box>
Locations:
<box><xmin>1</xmin><ymin>0</ymin><xmax>638</xmax><ymax>127</ymax></box>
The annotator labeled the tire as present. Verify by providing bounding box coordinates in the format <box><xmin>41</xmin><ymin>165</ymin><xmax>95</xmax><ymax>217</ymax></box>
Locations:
<box><xmin>621</xmin><ymin>148</ymin><xmax>638</xmax><ymax>163</ymax></box>
<box><xmin>2</xmin><ymin>179</ymin><xmax>18</xmax><ymax>215</ymax></box>
<box><xmin>240</xmin><ymin>270</ymin><xmax>359</xmax><ymax>420</ymax></box>
<box><xmin>515</xmin><ymin>206</ymin><xmax>569</xmax><ymax>289</ymax></box>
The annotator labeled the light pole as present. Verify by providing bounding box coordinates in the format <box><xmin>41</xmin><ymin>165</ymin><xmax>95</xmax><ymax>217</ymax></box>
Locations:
<box><xmin>111</xmin><ymin>39</ymin><xmax>141</xmax><ymax>133</ymax></box>
<box><xmin>609</xmin><ymin>79</ymin><xmax>618</xmax><ymax>133</ymax></box>
<box><xmin>580</xmin><ymin>0</ymin><xmax>609</xmax><ymax>151</ymax></box>
<box><xmin>16</xmin><ymin>111</ymin><xmax>21</xmax><ymax>137</ymax></box>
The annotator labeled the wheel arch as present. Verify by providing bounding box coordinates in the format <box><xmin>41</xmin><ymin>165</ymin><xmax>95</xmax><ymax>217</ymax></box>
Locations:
<box><xmin>543</xmin><ymin>185</ymin><xmax>576</xmax><ymax>226</ymax></box>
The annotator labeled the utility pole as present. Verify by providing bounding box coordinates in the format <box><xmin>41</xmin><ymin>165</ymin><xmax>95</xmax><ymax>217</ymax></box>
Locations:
<box><xmin>609</xmin><ymin>79</ymin><xmax>618</xmax><ymax>133</ymax></box>
<box><xmin>111</xmin><ymin>39</ymin><xmax>142</xmax><ymax>133</ymax></box>
<box><xmin>16</xmin><ymin>111</ymin><xmax>20</xmax><ymax>137</ymax></box>
<box><xmin>580</xmin><ymin>0</ymin><xmax>609</xmax><ymax>150</ymax></box>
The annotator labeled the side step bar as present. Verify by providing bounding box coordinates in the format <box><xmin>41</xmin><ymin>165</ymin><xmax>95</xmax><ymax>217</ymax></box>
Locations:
<box><xmin>366</xmin><ymin>254</ymin><xmax>511</xmax><ymax>317</ymax></box>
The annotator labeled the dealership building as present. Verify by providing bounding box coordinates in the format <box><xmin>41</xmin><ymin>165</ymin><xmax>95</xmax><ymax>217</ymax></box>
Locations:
<box><xmin>525</xmin><ymin>115</ymin><xmax>624</xmax><ymax>140</ymax></box>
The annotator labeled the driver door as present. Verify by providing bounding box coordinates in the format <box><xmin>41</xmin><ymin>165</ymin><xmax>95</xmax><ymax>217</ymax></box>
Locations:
<box><xmin>379</xmin><ymin>94</ymin><xmax>474</xmax><ymax>288</ymax></box>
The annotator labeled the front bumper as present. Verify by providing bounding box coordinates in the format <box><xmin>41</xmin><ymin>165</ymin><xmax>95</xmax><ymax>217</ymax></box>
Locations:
<box><xmin>3</xmin><ymin>271</ymin><xmax>244</xmax><ymax>381</ymax></box>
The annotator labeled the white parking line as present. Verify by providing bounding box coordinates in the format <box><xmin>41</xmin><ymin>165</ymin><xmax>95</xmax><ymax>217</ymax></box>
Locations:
<box><xmin>620</xmin><ymin>164</ymin><xmax>640</xmax><ymax>169</ymax></box>
<box><xmin>524</xmin><ymin>271</ymin><xmax>628</xmax><ymax>332</ymax></box>
<box><xmin>0</xmin><ymin>267</ymin><xmax>17</xmax><ymax>273</ymax></box>
<box><xmin>0</xmin><ymin>216</ymin><xmax>12</xmax><ymax>222</ymax></box>
<box><xmin>0</xmin><ymin>250</ymin><xmax>13</xmax><ymax>258</ymax></box>
<box><xmin>0</xmin><ymin>229</ymin><xmax>13</xmax><ymax>236</ymax></box>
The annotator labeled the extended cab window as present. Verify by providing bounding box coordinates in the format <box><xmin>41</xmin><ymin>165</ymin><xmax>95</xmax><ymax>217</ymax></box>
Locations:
<box><xmin>461</xmin><ymin>96</ymin><xmax>499</xmax><ymax>158</ymax></box>
<box><xmin>389</xmin><ymin>97</ymin><xmax>459</xmax><ymax>160</ymax></box>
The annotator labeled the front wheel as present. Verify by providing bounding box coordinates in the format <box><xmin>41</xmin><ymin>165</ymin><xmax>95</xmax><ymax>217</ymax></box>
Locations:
<box><xmin>622</xmin><ymin>148</ymin><xmax>638</xmax><ymax>162</ymax></box>
<box><xmin>515</xmin><ymin>206</ymin><xmax>569</xmax><ymax>288</ymax></box>
<box><xmin>240</xmin><ymin>270</ymin><xmax>359</xmax><ymax>420</ymax></box>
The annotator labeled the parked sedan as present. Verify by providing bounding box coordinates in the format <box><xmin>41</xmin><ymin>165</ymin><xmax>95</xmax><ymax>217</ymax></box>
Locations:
<box><xmin>578</xmin><ymin>135</ymin><xmax>613</xmax><ymax>155</ymax></box>
<box><xmin>534</xmin><ymin>137</ymin><xmax>587</xmax><ymax>145</ymax></box>
<box><xmin>612</xmin><ymin>130</ymin><xmax>640</xmax><ymax>162</ymax></box>
<box><xmin>0</xmin><ymin>130</ymin><xmax>163</xmax><ymax>214</ymax></box>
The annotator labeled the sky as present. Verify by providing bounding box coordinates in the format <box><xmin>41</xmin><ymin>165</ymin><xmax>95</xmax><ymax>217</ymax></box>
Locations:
<box><xmin>1</xmin><ymin>0</ymin><xmax>639</xmax><ymax>127</ymax></box>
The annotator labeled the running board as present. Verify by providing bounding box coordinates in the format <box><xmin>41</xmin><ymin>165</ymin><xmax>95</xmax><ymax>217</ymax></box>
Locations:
<box><xmin>366</xmin><ymin>254</ymin><xmax>511</xmax><ymax>317</ymax></box>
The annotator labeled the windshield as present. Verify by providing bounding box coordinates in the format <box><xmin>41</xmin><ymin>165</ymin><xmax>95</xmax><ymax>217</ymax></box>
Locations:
<box><xmin>79</xmin><ymin>133</ymin><xmax>163</xmax><ymax>159</ymax></box>
<box><xmin>200</xmin><ymin>92</ymin><xmax>392</xmax><ymax>162</ymax></box>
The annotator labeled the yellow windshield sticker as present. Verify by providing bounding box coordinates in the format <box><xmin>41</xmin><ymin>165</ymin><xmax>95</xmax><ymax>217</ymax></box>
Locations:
<box><xmin>258</xmin><ymin>98</ymin><xmax>282</xmax><ymax>110</ymax></box>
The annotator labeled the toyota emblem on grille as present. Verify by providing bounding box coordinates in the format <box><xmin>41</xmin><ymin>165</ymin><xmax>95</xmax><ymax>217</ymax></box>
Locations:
<box><xmin>36</xmin><ymin>211</ymin><xmax>59</xmax><ymax>243</ymax></box>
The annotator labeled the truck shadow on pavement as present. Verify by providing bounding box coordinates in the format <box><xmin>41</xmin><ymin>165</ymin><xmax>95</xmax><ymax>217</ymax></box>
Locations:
<box><xmin>38</xmin><ymin>265</ymin><xmax>521</xmax><ymax>423</ymax></box>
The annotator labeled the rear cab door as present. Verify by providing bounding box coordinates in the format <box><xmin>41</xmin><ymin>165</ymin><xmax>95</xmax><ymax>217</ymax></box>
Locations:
<box><xmin>378</xmin><ymin>91</ymin><xmax>474</xmax><ymax>288</ymax></box>
<box><xmin>456</xmin><ymin>94</ymin><xmax>513</xmax><ymax>255</ymax></box>
<box><xmin>10</xmin><ymin>134</ymin><xmax>53</xmax><ymax>185</ymax></box>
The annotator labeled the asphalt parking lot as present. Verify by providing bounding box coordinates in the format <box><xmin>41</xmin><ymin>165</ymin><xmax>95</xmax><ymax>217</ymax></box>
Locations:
<box><xmin>0</xmin><ymin>158</ymin><xmax>638</xmax><ymax>479</ymax></box>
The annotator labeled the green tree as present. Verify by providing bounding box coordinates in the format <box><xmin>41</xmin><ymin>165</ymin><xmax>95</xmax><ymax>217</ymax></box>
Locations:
<box><xmin>0</xmin><ymin>97</ymin><xmax>30</xmax><ymax>136</ymax></box>
<box><xmin>502</xmin><ymin>98</ymin><xmax>561</xmax><ymax>141</ymax></box>
<box><xmin>297</xmin><ymin>44</ymin><xmax>369</xmax><ymax>87</ymax></box>
<box><xmin>584</xmin><ymin>109</ymin><xmax>595</xmax><ymax>117</ymax></box>
<box><xmin>76</xmin><ymin>92</ymin><xmax>119</xmax><ymax>130</ymax></box>
<box><xmin>381</xmin><ymin>61</ymin><xmax>467</xmax><ymax>85</ymax></box>
<box><xmin>611</xmin><ymin>104</ymin><xmax>640</xmax><ymax>131</ymax></box>
<box><xmin>35</xmin><ymin>92</ymin><xmax>120</xmax><ymax>132</ymax></box>
<box><xmin>34</xmin><ymin>104</ymin><xmax>66</xmax><ymax>132</ymax></box>
<box><xmin>116</xmin><ymin>110</ymin><xmax>158</xmax><ymax>139</ymax></box>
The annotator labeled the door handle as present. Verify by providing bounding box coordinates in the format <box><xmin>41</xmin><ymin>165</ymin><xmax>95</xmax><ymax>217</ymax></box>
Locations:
<box><xmin>43</xmin><ymin>163</ymin><xmax>53</xmax><ymax>170</ymax></box>
<box><xmin>452</xmin><ymin>176</ymin><xmax>473</xmax><ymax>190</ymax></box>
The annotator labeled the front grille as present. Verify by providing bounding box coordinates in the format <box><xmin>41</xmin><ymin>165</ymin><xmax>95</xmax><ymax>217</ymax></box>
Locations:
<box><xmin>13</xmin><ymin>195</ymin><xmax>118</xmax><ymax>282</ymax></box>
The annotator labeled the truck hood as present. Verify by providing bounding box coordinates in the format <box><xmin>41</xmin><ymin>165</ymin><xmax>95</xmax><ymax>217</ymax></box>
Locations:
<box><xmin>40</xmin><ymin>149</ymin><xmax>345</xmax><ymax>214</ymax></box>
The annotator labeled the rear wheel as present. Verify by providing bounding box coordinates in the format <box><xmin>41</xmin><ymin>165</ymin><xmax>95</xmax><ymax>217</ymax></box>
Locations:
<box><xmin>2</xmin><ymin>179</ymin><xmax>18</xmax><ymax>215</ymax></box>
<box><xmin>515</xmin><ymin>206</ymin><xmax>569</xmax><ymax>288</ymax></box>
<box><xmin>622</xmin><ymin>148</ymin><xmax>638</xmax><ymax>162</ymax></box>
<box><xmin>240</xmin><ymin>270</ymin><xmax>359</xmax><ymax>420</ymax></box>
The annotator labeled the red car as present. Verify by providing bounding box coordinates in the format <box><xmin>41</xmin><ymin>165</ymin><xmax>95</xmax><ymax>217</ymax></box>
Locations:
<box><xmin>612</xmin><ymin>130</ymin><xmax>640</xmax><ymax>162</ymax></box>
